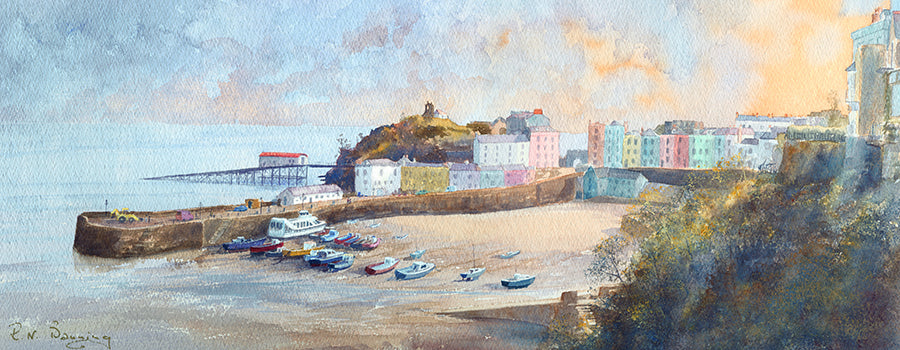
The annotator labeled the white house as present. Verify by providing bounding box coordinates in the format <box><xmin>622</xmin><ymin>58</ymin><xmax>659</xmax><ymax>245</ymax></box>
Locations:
<box><xmin>354</xmin><ymin>158</ymin><xmax>401</xmax><ymax>196</ymax></box>
<box><xmin>277</xmin><ymin>184</ymin><xmax>343</xmax><ymax>205</ymax></box>
<box><xmin>473</xmin><ymin>134</ymin><xmax>530</xmax><ymax>167</ymax></box>
<box><xmin>259</xmin><ymin>152</ymin><xmax>308</xmax><ymax>167</ymax></box>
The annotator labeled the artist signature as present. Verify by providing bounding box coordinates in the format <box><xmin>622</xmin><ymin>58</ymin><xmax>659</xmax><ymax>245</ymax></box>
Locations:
<box><xmin>8</xmin><ymin>321</ymin><xmax>111</xmax><ymax>349</ymax></box>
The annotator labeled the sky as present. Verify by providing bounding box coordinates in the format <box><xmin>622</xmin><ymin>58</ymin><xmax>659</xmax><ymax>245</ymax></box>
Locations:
<box><xmin>0</xmin><ymin>0</ymin><xmax>888</xmax><ymax>132</ymax></box>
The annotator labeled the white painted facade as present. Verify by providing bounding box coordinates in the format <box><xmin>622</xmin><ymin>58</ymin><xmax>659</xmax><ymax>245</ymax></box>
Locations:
<box><xmin>278</xmin><ymin>184</ymin><xmax>343</xmax><ymax>205</ymax></box>
<box><xmin>354</xmin><ymin>159</ymin><xmax>401</xmax><ymax>196</ymax></box>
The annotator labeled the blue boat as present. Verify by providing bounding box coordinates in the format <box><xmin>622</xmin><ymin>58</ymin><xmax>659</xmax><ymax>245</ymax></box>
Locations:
<box><xmin>307</xmin><ymin>249</ymin><xmax>345</xmax><ymax>267</ymax></box>
<box><xmin>328</xmin><ymin>254</ymin><xmax>355</xmax><ymax>271</ymax></box>
<box><xmin>221</xmin><ymin>237</ymin><xmax>266</xmax><ymax>251</ymax></box>
<box><xmin>409</xmin><ymin>249</ymin><xmax>426</xmax><ymax>259</ymax></box>
<box><xmin>501</xmin><ymin>274</ymin><xmax>535</xmax><ymax>289</ymax></box>
<box><xmin>341</xmin><ymin>234</ymin><xmax>361</xmax><ymax>246</ymax></box>
<box><xmin>460</xmin><ymin>267</ymin><xmax>485</xmax><ymax>281</ymax></box>
<box><xmin>320</xmin><ymin>230</ymin><xmax>339</xmax><ymax>242</ymax></box>
<box><xmin>265</xmin><ymin>248</ymin><xmax>284</xmax><ymax>258</ymax></box>
<box><xmin>499</xmin><ymin>250</ymin><xmax>520</xmax><ymax>259</ymax></box>
<box><xmin>395</xmin><ymin>261</ymin><xmax>435</xmax><ymax>280</ymax></box>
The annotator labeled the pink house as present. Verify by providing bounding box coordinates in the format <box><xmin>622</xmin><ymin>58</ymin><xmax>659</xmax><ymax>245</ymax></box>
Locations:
<box><xmin>502</xmin><ymin>164</ymin><xmax>529</xmax><ymax>187</ymax></box>
<box><xmin>528</xmin><ymin>125</ymin><xmax>560</xmax><ymax>168</ymax></box>
<box><xmin>659</xmin><ymin>134</ymin><xmax>689</xmax><ymax>168</ymax></box>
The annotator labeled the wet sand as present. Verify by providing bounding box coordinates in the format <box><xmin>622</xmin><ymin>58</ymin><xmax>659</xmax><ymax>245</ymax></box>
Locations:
<box><xmin>7</xmin><ymin>202</ymin><xmax>628</xmax><ymax>349</ymax></box>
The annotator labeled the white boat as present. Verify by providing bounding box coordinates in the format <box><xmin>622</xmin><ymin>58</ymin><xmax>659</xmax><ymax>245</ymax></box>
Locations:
<box><xmin>460</xmin><ymin>267</ymin><xmax>485</xmax><ymax>281</ymax></box>
<box><xmin>501</xmin><ymin>273</ymin><xmax>535</xmax><ymax>289</ymax></box>
<box><xmin>395</xmin><ymin>261</ymin><xmax>435</xmax><ymax>280</ymax></box>
<box><xmin>267</xmin><ymin>210</ymin><xmax>327</xmax><ymax>239</ymax></box>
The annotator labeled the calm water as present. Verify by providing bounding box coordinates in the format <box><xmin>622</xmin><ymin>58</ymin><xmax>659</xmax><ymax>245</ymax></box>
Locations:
<box><xmin>0</xmin><ymin>122</ymin><xmax>580</xmax><ymax>348</ymax></box>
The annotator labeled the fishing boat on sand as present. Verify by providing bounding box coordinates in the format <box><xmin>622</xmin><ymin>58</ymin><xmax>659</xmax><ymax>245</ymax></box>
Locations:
<box><xmin>320</xmin><ymin>230</ymin><xmax>339</xmax><ymax>242</ymax></box>
<box><xmin>499</xmin><ymin>250</ymin><xmax>521</xmax><ymax>259</ymax></box>
<box><xmin>333</xmin><ymin>232</ymin><xmax>355</xmax><ymax>245</ymax></box>
<box><xmin>341</xmin><ymin>234</ymin><xmax>361</xmax><ymax>247</ymax></box>
<box><xmin>365</xmin><ymin>257</ymin><xmax>400</xmax><ymax>275</ymax></box>
<box><xmin>328</xmin><ymin>254</ymin><xmax>355</xmax><ymax>272</ymax></box>
<box><xmin>307</xmin><ymin>249</ymin><xmax>345</xmax><ymax>267</ymax></box>
<box><xmin>265</xmin><ymin>248</ymin><xmax>284</xmax><ymax>258</ymax></box>
<box><xmin>250</xmin><ymin>240</ymin><xmax>283</xmax><ymax>254</ymax></box>
<box><xmin>501</xmin><ymin>274</ymin><xmax>535</xmax><ymax>289</ymax></box>
<box><xmin>409</xmin><ymin>249</ymin><xmax>426</xmax><ymax>259</ymax></box>
<box><xmin>267</xmin><ymin>210</ymin><xmax>327</xmax><ymax>240</ymax></box>
<box><xmin>221</xmin><ymin>237</ymin><xmax>266</xmax><ymax>251</ymax></box>
<box><xmin>460</xmin><ymin>267</ymin><xmax>485</xmax><ymax>281</ymax></box>
<box><xmin>395</xmin><ymin>261</ymin><xmax>435</xmax><ymax>280</ymax></box>
<box><xmin>281</xmin><ymin>241</ymin><xmax>320</xmax><ymax>257</ymax></box>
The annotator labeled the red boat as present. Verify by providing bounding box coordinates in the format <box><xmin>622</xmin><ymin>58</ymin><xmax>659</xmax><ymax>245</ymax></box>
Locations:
<box><xmin>250</xmin><ymin>240</ymin><xmax>283</xmax><ymax>254</ymax></box>
<box><xmin>361</xmin><ymin>236</ymin><xmax>381</xmax><ymax>250</ymax></box>
<box><xmin>365</xmin><ymin>257</ymin><xmax>399</xmax><ymax>275</ymax></box>
<box><xmin>334</xmin><ymin>233</ymin><xmax>358</xmax><ymax>245</ymax></box>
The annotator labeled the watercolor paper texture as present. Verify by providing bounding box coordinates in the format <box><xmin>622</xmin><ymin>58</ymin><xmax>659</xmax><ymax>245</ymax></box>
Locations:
<box><xmin>3</xmin><ymin>0</ymin><xmax>899</xmax><ymax>348</ymax></box>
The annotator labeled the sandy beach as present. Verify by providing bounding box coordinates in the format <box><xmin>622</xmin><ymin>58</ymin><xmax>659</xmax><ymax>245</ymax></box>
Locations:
<box><xmin>6</xmin><ymin>201</ymin><xmax>629</xmax><ymax>349</ymax></box>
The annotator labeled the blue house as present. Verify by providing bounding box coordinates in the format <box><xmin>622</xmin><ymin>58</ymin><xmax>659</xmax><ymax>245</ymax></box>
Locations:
<box><xmin>604</xmin><ymin>121</ymin><xmax>625</xmax><ymax>168</ymax></box>
<box><xmin>640</xmin><ymin>129</ymin><xmax>660</xmax><ymax>167</ymax></box>
<box><xmin>479</xmin><ymin>165</ymin><xmax>505</xmax><ymax>189</ymax></box>
<box><xmin>582</xmin><ymin>166</ymin><xmax>648</xmax><ymax>199</ymax></box>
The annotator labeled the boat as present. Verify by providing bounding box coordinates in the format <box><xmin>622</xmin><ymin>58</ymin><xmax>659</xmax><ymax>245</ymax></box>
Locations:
<box><xmin>394</xmin><ymin>234</ymin><xmax>408</xmax><ymax>240</ymax></box>
<box><xmin>409</xmin><ymin>249</ymin><xmax>426</xmax><ymax>259</ymax></box>
<box><xmin>360</xmin><ymin>236</ymin><xmax>380</xmax><ymax>250</ymax></box>
<box><xmin>307</xmin><ymin>249</ymin><xmax>345</xmax><ymax>267</ymax></box>
<box><xmin>265</xmin><ymin>248</ymin><xmax>284</xmax><ymax>258</ymax></box>
<box><xmin>309</xmin><ymin>226</ymin><xmax>333</xmax><ymax>238</ymax></box>
<box><xmin>395</xmin><ymin>261</ymin><xmax>435</xmax><ymax>280</ymax></box>
<box><xmin>267</xmin><ymin>210</ymin><xmax>327</xmax><ymax>240</ymax></box>
<box><xmin>328</xmin><ymin>254</ymin><xmax>355</xmax><ymax>272</ymax></box>
<box><xmin>250</xmin><ymin>239</ymin><xmax>284</xmax><ymax>254</ymax></box>
<box><xmin>365</xmin><ymin>257</ymin><xmax>400</xmax><ymax>275</ymax></box>
<box><xmin>320</xmin><ymin>229</ymin><xmax>339</xmax><ymax>242</ymax></box>
<box><xmin>221</xmin><ymin>236</ymin><xmax>266</xmax><ymax>251</ymax></box>
<box><xmin>369</xmin><ymin>222</ymin><xmax>381</xmax><ymax>228</ymax></box>
<box><xmin>282</xmin><ymin>241</ymin><xmax>320</xmax><ymax>257</ymax></box>
<box><xmin>333</xmin><ymin>232</ymin><xmax>355</xmax><ymax>245</ymax></box>
<box><xmin>346</xmin><ymin>219</ymin><xmax>359</xmax><ymax>224</ymax></box>
<box><xmin>501</xmin><ymin>274</ymin><xmax>535</xmax><ymax>289</ymax></box>
<box><xmin>341</xmin><ymin>234</ymin><xmax>361</xmax><ymax>247</ymax></box>
<box><xmin>499</xmin><ymin>250</ymin><xmax>521</xmax><ymax>259</ymax></box>
<box><xmin>460</xmin><ymin>267</ymin><xmax>485</xmax><ymax>281</ymax></box>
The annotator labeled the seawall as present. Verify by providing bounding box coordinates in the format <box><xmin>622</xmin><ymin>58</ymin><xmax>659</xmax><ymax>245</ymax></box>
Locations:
<box><xmin>73</xmin><ymin>173</ymin><xmax>580</xmax><ymax>258</ymax></box>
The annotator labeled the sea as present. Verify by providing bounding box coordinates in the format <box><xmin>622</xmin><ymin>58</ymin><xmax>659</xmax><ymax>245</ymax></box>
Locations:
<box><xmin>0</xmin><ymin>122</ymin><xmax>583</xmax><ymax>349</ymax></box>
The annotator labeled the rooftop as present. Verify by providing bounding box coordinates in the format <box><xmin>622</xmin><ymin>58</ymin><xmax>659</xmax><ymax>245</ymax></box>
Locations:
<box><xmin>596</xmin><ymin>167</ymin><xmax>644</xmax><ymax>180</ymax></box>
<box><xmin>476</xmin><ymin>134</ymin><xmax>528</xmax><ymax>143</ymax></box>
<box><xmin>282</xmin><ymin>184</ymin><xmax>342</xmax><ymax>196</ymax></box>
<box><xmin>260</xmin><ymin>152</ymin><xmax>308</xmax><ymax>158</ymax></box>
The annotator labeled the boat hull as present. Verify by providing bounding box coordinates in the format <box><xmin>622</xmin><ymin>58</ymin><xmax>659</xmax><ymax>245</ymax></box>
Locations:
<box><xmin>221</xmin><ymin>238</ymin><xmax>266</xmax><ymax>251</ymax></box>
<box><xmin>460</xmin><ymin>268</ymin><xmax>485</xmax><ymax>281</ymax></box>
<box><xmin>250</xmin><ymin>241</ymin><xmax>284</xmax><ymax>254</ymax></box>
<box><xmin>501</xmin><ymin>276</ymin><xmax>535</xmax><ymax>289</ymax></box>
<box><xmin>395</xmin><ymin>263</ymin><xmax>435</xmax><ymax>280</ymax></box>
<box><xmin>328</xmin><ymin>255</ymin><xmax>355</xmax><ymax>271</ymax></box>
<box><xmin>365</xmin><ymin>260</ymin><xmax>399</xmax><ymax>275</ymax></box>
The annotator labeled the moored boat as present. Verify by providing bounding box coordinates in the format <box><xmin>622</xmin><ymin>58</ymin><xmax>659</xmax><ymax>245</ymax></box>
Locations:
<box><xmin>460</xmin><ymin>267</ymin><xmax>485</xmax><ymax>281</ymax></box>
<box><xmin>333</xmin><ymin>232</ymin><xmax>355</xmax><ymax>245</ymax></box>
<box><xmin>409</xmin><ymin>249</ymin><xmax>426</xmax><ymax>259</ymax></box>
<box><xmin>341</xmin><ymin>234</ymin><xmax>361</xmax><ymax>247</ymax></box>
<box><xmin>395</xmin><ymin>261</ymin><xmax>435</xmax><ymax>280</ymax></box>
<box><xmin>320</xmin><ymin>229</ymin><xmax>339</xmax><ymax>242</ymax></box>
<box><xmin>282</xmin><ymin>241</ymin><xmax>320</xmax><ymax>257</ymax></box>
<box><xmin>499</xmin><ymin>250</ymin><xmax>520</xmax><ymax>259</ymax></box>
<box><xmin>365</xmin><ymin>257</ymin><xmax>400</xmax><ymax>275</ymax></box>
<box><xmin>265</xmin><ymin>248</ymin><xmax>284</xmax><ymax>258</ymax></box>
<box><xmin>501</xmin><ymin>274</ymin><xmax>535</xmax><ymax>289</ymax></box>
<box><xmin>307</xmin><ymin>249</ymin><xmax>345</xmax><ymax>267</ymax></box>
<box><xmin>250</xmin><ymin>240</ymin><xmax>284</xmax><ymax>254</ymax></box>
<box><xmin>328</xmin><ymin>254</ymin><xmax>355</xmax><ymax>272</ymax></box>
<box><xmin>350</xmin><ymin>235</ymin><xmax>377</xmax><ymax>249</ymax></box>
<box><xmin>222</xmin><ymin>236</ymin><xmax>266</xmax><ymax>251</ymax></box>
<box><xmin>267</xmin><ymin>210</ymin><xmax>327</xmax><ymax>240</ymax></box>
<box><xmin>360</xmin><ymin>236</ymin><xmax>380</xmax><ymax>250</ymax></box>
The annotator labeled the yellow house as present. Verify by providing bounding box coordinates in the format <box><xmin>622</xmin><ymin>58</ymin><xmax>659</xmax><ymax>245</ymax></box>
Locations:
<box><xmin>623</xmin><ymin>130</ymin><xmax>642</xmax><ymax>168</ymax></box>
<box><xmin>400</xmin><ymin>160</ymin><xmax>449</xmax><ymax>194</ymax></box>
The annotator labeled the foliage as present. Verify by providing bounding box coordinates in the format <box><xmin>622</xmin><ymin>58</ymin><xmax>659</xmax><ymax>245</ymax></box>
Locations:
<box><xmin>552</xmin><ymin>163</ymin><xmax>900</xmax><ymax>349</ymax></box>
<box><xmin>324</xmin><ymin>106</ymin><xmax>475</xmax><ymax>192</ymax></box>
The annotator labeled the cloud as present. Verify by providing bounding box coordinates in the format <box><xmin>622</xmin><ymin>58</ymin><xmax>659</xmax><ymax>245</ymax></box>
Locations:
<box><xmin>0</xmin><ymin>0</ymin><xmax>881</xmax><ymax>133</ymax></box>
